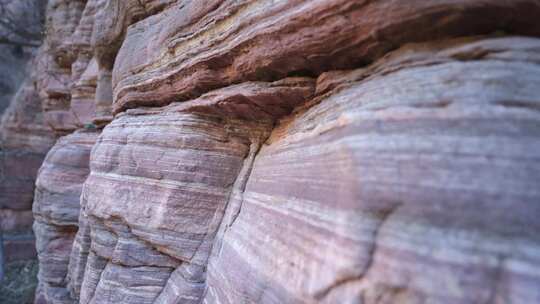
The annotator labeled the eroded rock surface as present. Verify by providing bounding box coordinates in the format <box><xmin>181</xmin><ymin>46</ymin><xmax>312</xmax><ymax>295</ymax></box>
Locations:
<box><xmin>205</xmin><ymin>36</ymin><xmax>540</xmax><ymax>304</ymax></box>
<box><xmin>0</xmin><ymin>78</ymin><xmax>55</xmax><ymax>222</ymax></box>
<box><xmin>4</xmin><ymin>0</ymin><xmax>539</xmax><ymax>303</ymax></box>
<box><xmin>78</xmin><ymin>78</ymin><xmax>313</xmax><ymax>303</ymax></box>
<box><xmin>111</xmin><ymin>0</ymin><xmax>540</xmax><ymax>112</ymax></box>
<box><xmin>30</xmin><ymin>1</ymin><xmax>105</xmax><ymax>303</ymax></box>
<box><xmin>33</xmin><ymin>131</ymin><xmax>99</xmax><ymax>304</ymax></box>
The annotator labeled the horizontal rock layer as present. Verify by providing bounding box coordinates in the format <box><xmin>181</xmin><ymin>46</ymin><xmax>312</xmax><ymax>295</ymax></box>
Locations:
<box><xmin>0</xmin><ymin>79</ymin><xmax>56</xmax><ymax>213</ymax></box>
<box><xmin>0</xmin><ymin>75</ymin><xmax>56</xmax><ymax>265</ymax></box>
<box><xmin>111</xmin><ymin>0</ymin><xmax>540</xmax><ymax>112</ymax></box>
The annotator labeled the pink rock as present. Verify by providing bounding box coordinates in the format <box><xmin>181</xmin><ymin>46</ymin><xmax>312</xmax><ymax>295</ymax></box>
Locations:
<box><xmin>206</xmin><ymin>37</ymin><xmax>540</xmax><ymax>304</ymax></box>
<box><xmin>33</xmin><ymin>130</ymin><xmax>100</xmax><ymax>303</ymax></box>
<box><xmin>3</xmin><ymin>0</ymin><xmax>540</xmax><ymax>303</ymax></box>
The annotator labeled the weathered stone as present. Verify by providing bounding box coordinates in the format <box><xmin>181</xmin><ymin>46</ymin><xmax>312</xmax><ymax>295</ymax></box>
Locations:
<box><xmin>33</xmin><ymin>130</ymin><xmax>99</xmax><ymax>304</ymax></box>
<box><xmin>37</xmin><ymin>0</ymin><xmax>88</xmax><ymax>135</ymax></box>
<box><xmin>78</xmin><ymin>78</ymin><xmax>314</xmax><ymax>303</ymax></box>
<box><xmin>3</xmin><ymin>0</ymin><xmax>540</xmax><ymax>303</ymax></box>
<box><xmin>111</xmin><ymin>0</ymin><xmax>540</xmax><ymax>113</ymax></box>
<box><xmin>205</xmin><ymin>36</ymin><xmax>540</xmax><ymax>304</ymax></box>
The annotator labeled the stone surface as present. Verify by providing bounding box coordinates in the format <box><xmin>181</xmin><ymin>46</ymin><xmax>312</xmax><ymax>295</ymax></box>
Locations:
<box><xmin>0</xmin><ymin>0</ymin><xmax>88</xmax><ymax>272</ymax></box>
<box><xmin>111</xmin><ymin>0</ymin><xmax>540</xmax><ymax>113</ymax></box>
<box><xmin>78</xmin><ymin>78</ymin><xmax>313</xmax><ymax>303</ymax></box>
<box><xmin>205</xmin><ymin>36</ymin><xmax>540</xmax><ymax>304</ymax></box>
<box><xmin>33</xmin><ymin>130</ymin><xmax>99</xmax><ymax>304</ymax></box>
<box><xmin>37</xmin><ymin>0</ymin><xmax>88</xmax><ymax>135</ymax></box>
<box><xmin>0</xmin><ymin>0</ymin><xmax>45</xmax><ymax>116</ymax></box>
<box><xmin>2</xmin><ymin>0</ymin><xmax>540</xmax><ymax>303</ymax></box>
<box><xmin>25</xmin><ymin>1</ymin><xmax>112</xmax><ymax>302</ymax></box>
<box><xmin>0</xmin><ymin>71</ymin><xmax>56</xmax><ymax>265</ymax></box>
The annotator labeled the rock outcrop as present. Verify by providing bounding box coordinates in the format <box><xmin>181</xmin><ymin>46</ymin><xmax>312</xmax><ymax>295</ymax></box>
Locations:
<box><xmin>1</xmin><ymin>0</ymin><xmax>539</xmax><ymax>303</ymax></box>
<box><xmin>0</xmin><ymin>0</ymin><xmax>45</xmax><ymax>115</ymax></box>
<box><xmin>33</xmin><ymin>130</ymin><xmax>98</xmax><ymax>304</ymax></box>
<box><xmin>29</xmin><ymin>0</ymin><xmax>105</xmax><ymax>303</ymax></box>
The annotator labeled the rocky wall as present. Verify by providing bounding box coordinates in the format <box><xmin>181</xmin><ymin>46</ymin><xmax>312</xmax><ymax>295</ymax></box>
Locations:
<box><xmin>3</xmin><ymin>0</ymin><xmax>539</xmax><ymax>303</ymax></box>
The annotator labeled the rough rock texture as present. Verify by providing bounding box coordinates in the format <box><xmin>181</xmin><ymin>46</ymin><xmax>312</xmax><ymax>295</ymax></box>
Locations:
<box><xmin>0</xmin><ymin>44</ymin><xmax>33</xmax><ymax>115</ymax></box>
<box><xmin>76</xmin><ymin>78</ymin><xmax>313</xmax><ymax>303</ymax></box>
<box><xmin>36</xmin><ymin>0</ymin><xmax>87</xmax><ymax>135</ymax></box>
<box><xmin>33</xmin><ymin>130</ymin><xmax>99</xmax><ymax>304</ymax></box>
<box><xmin>3</xmin><ymin>0</ymin><xmax>539</xmax><ymax>303</ymax></box>
<box><xmin>0</xmin><ymin>77</ymin><xmax>55</xmax><ymax>222</ymax></box>
<box><xmin>0</xmin><ymin>0</ymin><xmax>45</xmax><ymax>116</ymax></box>
<box><xmin>205</xmin><ymin>37</ymin><xmax>540</xmax><ymax>304</ymax></box>
<box><xmin>110</xmin><ymin>0</ymin><xmax>540</xmax><ymax>113</ymax></box>
<box><xmin>29</xmin><ymin>1</ymin><xmax>107</xmax><ymax>303</ymax></box>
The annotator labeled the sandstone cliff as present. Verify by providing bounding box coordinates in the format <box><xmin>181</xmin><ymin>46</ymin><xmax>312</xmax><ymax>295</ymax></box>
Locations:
<box><xmin>1</xmin><ymin>0</ymin><xmax>539</xmax><ymax>303</ymax></box>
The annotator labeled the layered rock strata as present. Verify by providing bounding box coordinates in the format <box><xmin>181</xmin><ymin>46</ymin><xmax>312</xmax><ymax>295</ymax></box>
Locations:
<box><xmin>111</xmin><ymin>0</ymin><xmax>540</xmax><ymax>112</ymax></box>
<box><xmin>31</xmin><ymin>0</ymin><xmax>106</xmax><ymax>303</ymax></box>
<box><xmin>11</xmin><ymin>0</ymin><xmax>540</xmax><ymax>303</ymax></box>
<box><xmin>0</xmin><ymin>77</ymin><xmax>55</xmax><ymax>228</ymax></box>
<box><xmin>205</xmin><ymin>36</ymin><xmax>540</xmax><ymax>303</ymax></box>
<box><xmin>75</xmin><ymin>78</ymin><xmax>313</xmax><ymax>303</ymax></box>
<box><xmin>33</xmin><ymin>131</ymin><xmax>99</xmax><ymax>304</ymax></box>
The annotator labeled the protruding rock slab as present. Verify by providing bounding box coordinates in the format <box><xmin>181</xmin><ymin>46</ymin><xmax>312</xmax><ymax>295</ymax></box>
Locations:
<box><xmin>112</xmin><ymin>0</ymin><xmax>540</xmax><ymax>113</ymax></box>
<box><xmin>204</xmin><ymin>37</ymin><xmax>540</xmax><ymax>304</ymax></box>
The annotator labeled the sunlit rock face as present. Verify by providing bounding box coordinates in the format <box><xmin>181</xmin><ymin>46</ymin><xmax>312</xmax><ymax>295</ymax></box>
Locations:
<box><xmin>15</xmin><ymin>0</ymin><xmax>540</xmax><ymax>303</ymax></box>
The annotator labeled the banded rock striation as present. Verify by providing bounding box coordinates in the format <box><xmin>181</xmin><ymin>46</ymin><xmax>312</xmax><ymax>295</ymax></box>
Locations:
<box><xmin>29</xmin><ymin>0</ymin><xmax>106</xmax><ymax>303</ymax></box>
<box><xmin>5</xmin><ymin>0</ymin><xmax>539</xmax><ymax>303</ymax></box>
<box><xmin>34</xmin><ymin>130</ymin><xmax>99</xmax><ymax>304</ymax></box>
<box><xmin>205</xmin><ymin>36</ymin><xmax>540</xmax><ymax>304</ymax></box>
<box><xmin>78</xmin><ymin>78</ymin><xmax>314</xmax><ymax>303</ymax></box>
<box><xmin>111</xmin><ymin>0</ymin><xmax>540</xmax><ymax>112</ymax></box>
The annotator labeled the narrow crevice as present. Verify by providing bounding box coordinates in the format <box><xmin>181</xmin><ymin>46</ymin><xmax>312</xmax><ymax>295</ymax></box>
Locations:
<box><xmin>227</xmin><ymin>137</ymin><xmax>266</xmax><ymax>228</ymax></box>
<box><xmin>314</xmin><ymin>203</ymin><xmax>402</xmax><ymax>300</ymax></box>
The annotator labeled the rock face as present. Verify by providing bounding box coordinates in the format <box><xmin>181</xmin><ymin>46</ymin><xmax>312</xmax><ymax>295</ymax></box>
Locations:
<box><xmin>0</xmin><ymin>77</ymin><xmax>55</xmax><ymax>225</ymax></box>
<box><xmin>205</xmin><ymin>37</ymin><xmax>540</xmax><ymax>303</ymax></box>
<box><xmin>33</xmin><ymin>130</ymin><xmax>99</xmax><ymax>304</ymax></box>
<box><xmin>0</xmin><ymin>0</ymin><xmax>45</xmax><ymax>115</ymax></box>
<box><xmin>1</xmin><ymin>0</ymin><xmax>539</xmax><ymax>303</ymax></box>
<box><xmin>28</xmin><ymin>0</ymin><xmax>104</xmax><ymax>303</ymax></box>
